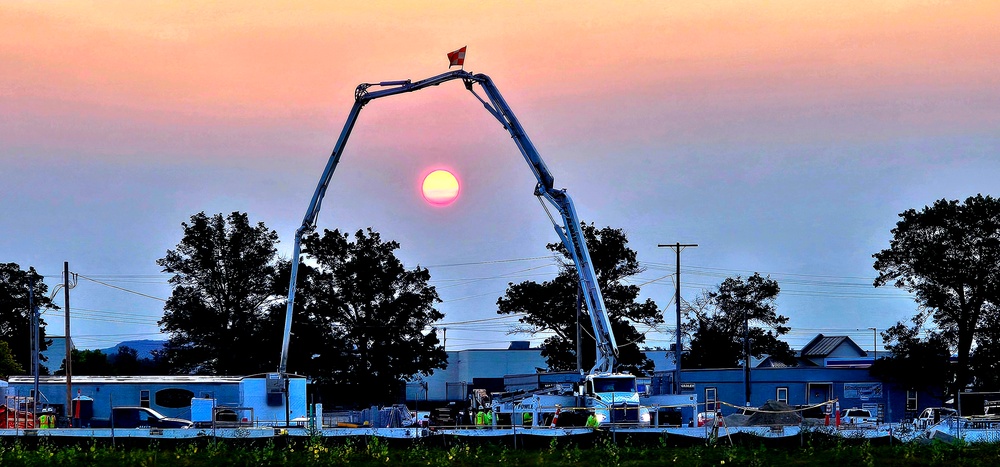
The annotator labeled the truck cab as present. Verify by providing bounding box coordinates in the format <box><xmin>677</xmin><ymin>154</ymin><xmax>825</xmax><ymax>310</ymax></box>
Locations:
<box><xmin>585</xmin><ymin>374</ymin><xmax>650</xmax><ymax>425</ymax></box>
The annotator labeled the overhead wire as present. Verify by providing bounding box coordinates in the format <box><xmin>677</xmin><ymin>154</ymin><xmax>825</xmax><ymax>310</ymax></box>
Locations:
<box><xmin>62</xmin><ymin>255</ymin><xmax>923</xmax><ymax>351</ymax></box>
<box><xmin>76</xmin><ymin>274</ymin><xmax>167</xmax><ymax>302</ymax></box>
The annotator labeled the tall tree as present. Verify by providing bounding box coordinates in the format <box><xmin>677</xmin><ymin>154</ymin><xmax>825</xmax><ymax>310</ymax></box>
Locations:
<box><xmin>0</xmin><ymin>263</ymin><xmax>54</xmax><ymax>373</ymax></box>
<box><xmin>282</xmin><ymin>228</ymin><xmax>447</xmax><ymax>405</ymax></box>
<box><xmin>869</xmin><ymin>322</ymin><xmax>951</xmax><ymax>404</ymax></box>
<box><xmin>496</xmin><ymin>224</ymin><xmax>662</xmax><ymax>375</ymax></box>
<box><xmin>970</xmin><ymin>303</ymin><xmax>1000</xmax><ymax>391</ymax></box>
<box><xmin>0</xmin><ymin>340</ymin><xmax>24</xmax><ymax>379</ymax></box>
<box><xmin>157</xmin><ymin>212</ymin><xmax>284</xmax><ymax>375</ymax></box>
<box><xmin>682</xmin><ymin>273</ymin><xmax>794</xmax><ymax>369</ymax></box>
<box><xmin>873</xmin><ymin>194</ymin><xmax>1000</xmax><ymax>396</ymax></box>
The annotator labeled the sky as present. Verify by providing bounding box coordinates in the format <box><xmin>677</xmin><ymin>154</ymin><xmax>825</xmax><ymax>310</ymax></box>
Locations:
<box><xmin>3</xmin><ymin>1</ymin><xmax>999</xmax><ymax>360</ymax></box>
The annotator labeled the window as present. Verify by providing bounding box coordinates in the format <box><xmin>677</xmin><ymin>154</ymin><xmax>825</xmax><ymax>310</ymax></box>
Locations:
<box><xmin>705</xmin><ymin>387</ymin><xmax>718</xmax><ymax>412</ymax></box>
<box><xmin>140</xmin><ymin>390</ymin><xmax>150</xmax><ymax>408</ymax></box>
<box><xmin>155</xmin><ymin>388</ymin><xmax>195</xmax><ymax>409</ymax></box>
<box><xmin>776</xmin><ymin>387</ymin><xmax>788</xmax><ymax>404</ymax></box>
<box><xmin>906</xmin><ymin>390</ymin><xmax>918</xmax><ymax>411</ymax></box>
<box><xmin>592</xmin><ymin>377</ymin><xmax>637</xmax><ymax>393</ymax></box>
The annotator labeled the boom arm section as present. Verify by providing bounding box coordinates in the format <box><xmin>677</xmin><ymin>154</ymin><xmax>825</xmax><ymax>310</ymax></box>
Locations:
<box><xmin>278</xmin><ymin>70</ymin><xmax>618</xmax><ymax>377</ymax></box>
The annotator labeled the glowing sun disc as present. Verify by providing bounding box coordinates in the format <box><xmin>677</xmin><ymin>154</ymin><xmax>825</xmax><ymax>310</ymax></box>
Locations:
<box><xmin>421</xmin><ymin>169</ymin><xmax>460</xmax><ymax>206</ymax></box>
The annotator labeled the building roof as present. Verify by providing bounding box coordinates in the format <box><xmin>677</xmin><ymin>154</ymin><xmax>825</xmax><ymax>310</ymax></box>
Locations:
<box><xmin>6</xmin><ymin>374</ymin><xmax>306</xmax><ymax>384</ymax></box>
<box><xmin>756</xmin><ymin>356</ymin><xmax>819</xmax><ymax>368</ymax></box>
<box><xmin>800</xmin><ymin>334</ymin><xmax>867</xmax><ymax>358</ymax></box>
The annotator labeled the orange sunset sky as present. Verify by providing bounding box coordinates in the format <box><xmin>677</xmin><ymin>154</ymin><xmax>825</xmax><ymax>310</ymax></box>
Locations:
<box><xmin>3</xmin><ymin>1</ymin><xmax>999</xmax><ymax>352</ymax></box>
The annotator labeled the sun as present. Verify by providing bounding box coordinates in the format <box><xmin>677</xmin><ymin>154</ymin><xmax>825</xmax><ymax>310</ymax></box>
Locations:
<box><xmin>421</xmin><ymin>169</ymin><xmax>460</xmax><ymax>206</ymax></box>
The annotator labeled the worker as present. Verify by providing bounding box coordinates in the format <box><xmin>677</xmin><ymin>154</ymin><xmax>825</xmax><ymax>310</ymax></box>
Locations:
<box><xmin>522</xmin><ymin>411</ymin><xmax>533</xmax><ymax>427</ymax></box>
<box><xmin>475</xmin><ymin>409</ymin><xmax>485</xmax><ymax>428</ymax></box>
<box><xmin>586</xmin><ymin>411</ymin><xmax>600</xmax><ymax>429</ymax></box>
<box><xmin>484</xmin><ymin>409</ymin><xmax>493</xmax><ymax>427</ymax></box>
<box><xmin>39</xmin><ymin>409</ymin><xmax>53</xmax><ymax>429</ymax></box>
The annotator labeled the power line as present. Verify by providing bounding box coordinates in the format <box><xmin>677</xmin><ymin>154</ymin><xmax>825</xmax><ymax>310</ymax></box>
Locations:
<box><xmin>425</xmin><ymin>256</ymin><xmax>554</xmax><ymax>268</ymax></box>
<box><xmin>76</xmin><ymin>274</ymin><xmax>167</xmax><ymax>302</ymax></box>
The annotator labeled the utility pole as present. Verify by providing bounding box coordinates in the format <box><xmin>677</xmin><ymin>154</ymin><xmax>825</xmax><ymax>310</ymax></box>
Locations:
<box><xmin>64</xmin><ymin>262</ymin><xmax>74</xmax><ymax>421</ymax></box>
<box><xmin>744</xmin><ymin>310</ymin><xmax>751</xmax><ymax>406</ymax></box>
<box><xmin>658</xmin><ymin>243</ymin><xmax>697</xmax><ymax>394</ymax></box>
<box><xmin>868</xmin><ymin>327</ymin><xmax>877</xmax><ymax>360</ymax></box>
<box><xmin>29</xmin><ymin>273</ymin><xmax>39</xmax><ymax>421</ymax></box>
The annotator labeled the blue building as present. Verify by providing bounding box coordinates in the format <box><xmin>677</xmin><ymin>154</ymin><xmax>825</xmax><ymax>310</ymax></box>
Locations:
<box><xmin>674</xmin><ymin>335</ymin><xmax>938</xmax><ymax>423</ymax></box>
<box><xmin>3</xmin><ymin>374</ymin><xmax>308</xmax><ymax>425</ymax></box>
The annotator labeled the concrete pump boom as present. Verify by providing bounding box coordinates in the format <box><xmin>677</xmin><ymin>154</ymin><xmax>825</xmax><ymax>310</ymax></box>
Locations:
<box><xmin>278</xmin><ymin>70</ymin><xmax>619</xmax><ymax>380</ymax></box>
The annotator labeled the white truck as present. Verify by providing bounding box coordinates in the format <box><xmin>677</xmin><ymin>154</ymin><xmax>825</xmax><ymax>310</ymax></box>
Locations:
<box><xmin>913</xmin><ymin>407</ymin><xmax>958</xmax><ymax>429</ymax></box>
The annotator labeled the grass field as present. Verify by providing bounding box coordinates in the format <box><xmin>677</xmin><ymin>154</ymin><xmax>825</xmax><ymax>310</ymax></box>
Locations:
<box><xmin>3</xmin><ymin>436</ymin><xmax>1000</xmax><ymax>466</ymax></box>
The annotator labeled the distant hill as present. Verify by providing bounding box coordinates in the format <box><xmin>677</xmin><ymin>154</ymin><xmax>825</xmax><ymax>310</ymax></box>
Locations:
<box><xmin>99</xmin><ymin>340</ymin><xmax>166</xmax><ymax>360</ymax></box>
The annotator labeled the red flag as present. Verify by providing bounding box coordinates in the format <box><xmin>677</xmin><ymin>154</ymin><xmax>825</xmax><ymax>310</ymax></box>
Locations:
<box><xmin>448</xmin><ymin>46</ymin><xmax>466</xmax><ymax>68</ymax></box>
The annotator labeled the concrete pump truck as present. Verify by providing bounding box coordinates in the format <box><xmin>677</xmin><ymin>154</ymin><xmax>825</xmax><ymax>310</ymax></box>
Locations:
<box><xmin>274</xmin><ymin>69</ymin><xmax>649</xmax><ymax>427</ymax></box>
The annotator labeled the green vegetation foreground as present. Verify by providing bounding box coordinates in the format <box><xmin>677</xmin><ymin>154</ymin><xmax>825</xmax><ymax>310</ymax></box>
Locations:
<box><xmin>3</xmin><ymin>438</ymin><xmax>1000</xmax><ymax>466</ymax></box>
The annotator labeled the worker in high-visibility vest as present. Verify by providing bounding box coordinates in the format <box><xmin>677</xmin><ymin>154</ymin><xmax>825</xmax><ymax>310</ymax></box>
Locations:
<box><xmin>586</xmin><ymin>410</ymin><xmax>600</xmax><ymax>429</ymax></box>
<box><xmin>475</xmin><ymin>410</ymin><xmax>485</xmax><ymax>427</ymax></box>
<box><xmin>484</xmin><ymin>410</ymin><xmax>493</xmax><ymax>427</ymax></box>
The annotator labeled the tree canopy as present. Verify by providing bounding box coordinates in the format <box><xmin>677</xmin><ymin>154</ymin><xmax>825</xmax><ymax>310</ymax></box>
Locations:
<box><xmin>282</xmin><ymin>227</ymin><xmax>447</xmax><ymax>405</ymax></box>
<box><xmin>0</xmin><ymin>340</ymin><xmax>23</xmax><ymax>379</ymax></box>
<box><xmin>496</xmin><ymin>224</ymin><xmax>662</xmax><ymax>375</ymax></box>
<box><xmin>873</xmin><ymin>194</ymin><xmax>1000</xmax><ymax>394</ymax></box>
<box><xmin>869</xmin><ymin>322</ymin><xmax>951</xmax><ymax>404</ymax></box>
<box><xmin>682</xmin><ymin>273</ymin><xmax>794</xmax><ymax>369</ymax></box>
<box><xmin>157</xmin><ymin>212</ymin><xmax>284</xmax><ymax>375</ymax></box>
<box><xmin>56</xmin><ymin>346</ymin><xmax>167</xmax><ymax>376</ymax></box>
<box><xmin>0</xmin><ymin>262</ymin><xmax>54</xmax><ymax>373</ymax></box>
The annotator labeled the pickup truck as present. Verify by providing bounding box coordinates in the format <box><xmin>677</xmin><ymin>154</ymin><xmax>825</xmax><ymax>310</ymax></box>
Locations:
<box><xmin>89</xmin><ymin>407</ymin><xmax>193</xmax><ymax>429</ymax></box>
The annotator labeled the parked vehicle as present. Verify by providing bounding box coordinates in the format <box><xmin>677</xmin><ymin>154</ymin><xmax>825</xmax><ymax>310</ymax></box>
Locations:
<box><xmin>913</xmin><ymin>407</ymin><xmax>958</xmax><ymax>428</ymax></box>
<box><xmin>839</xmin><ymin>408</ymin><xmax>876</xmax><ymax>425</ymax></box>
<box><xmin>89</xmin><ymin>407</ymin><xmax>193</xmax><ymax>429</ymax></box>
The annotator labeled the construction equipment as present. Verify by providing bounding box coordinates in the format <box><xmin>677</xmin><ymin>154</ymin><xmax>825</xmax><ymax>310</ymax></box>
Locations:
<box><xmin>277</xmin><ymin>69</ymin><xmax>645</xmax><ymax>425</ymax></box>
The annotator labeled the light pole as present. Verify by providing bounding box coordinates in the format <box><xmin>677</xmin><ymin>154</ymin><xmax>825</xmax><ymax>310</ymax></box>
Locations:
<box><xmin>868</xmin><ymin>327</ymin><xmax>877</xmax><ymax>360</ymax></box>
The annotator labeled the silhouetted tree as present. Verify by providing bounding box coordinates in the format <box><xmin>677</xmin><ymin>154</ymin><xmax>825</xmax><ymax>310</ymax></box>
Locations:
<box><xmin>0</xmin><ymin>263</ymin><xmax>54</xmax><ymax>372</ymax></box>
<box><xmin>869</xmin><ymin>322</ymin><xmax>951</xmax><ymax>405</ymax></box>
<box><xmin>873</xmin><ymin>194</ymin><xmax>1000</xmax><ymax>396</ymax></box>
<box><xmin>496</xmin><ymin>224</ymin><xmax>662</xmax><ymax>375</ymax></box>
<box><xmin>110</xmin><ymin>346</ymin><xmax>141</xmax><ymax>375</ymax></box>
<box><xmin>281</xmin><ymin>228</ymin><xmax>447</xmax><ymax>405</ymax></box>
<box><xmin>0</xmin><ymin>340</ymin><xmax>24</xmax><ymax>378</ymax></box>
<box><xmin>64</xmin><ymin>349</ymin><xmax>114</xmax><ymax>375</ymax></box>
<box><xmin>157</xmin><ymin>212</ymin><xmax>284</xmax><ymax>375</ymax></box>
<box><xmin>970</xmin><ymin>303</ymin><xmax>1000</xmax><ymax>391</ymax></box>
<box><xmin>682</xmin><ymin>273</ymin><xmax>794</xmax><ymax>369</ymax></box>
<box><xmin>57</xmin><ymin>345</ymin><xmax>168</xmax><ymax>376</ymax></box>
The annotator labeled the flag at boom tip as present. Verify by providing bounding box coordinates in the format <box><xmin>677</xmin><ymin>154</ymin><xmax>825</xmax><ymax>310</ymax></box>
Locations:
<box><xmin>448</xmin><ymin>46</ymin><xmax>467</xmax><ymax>69</ymax></box>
